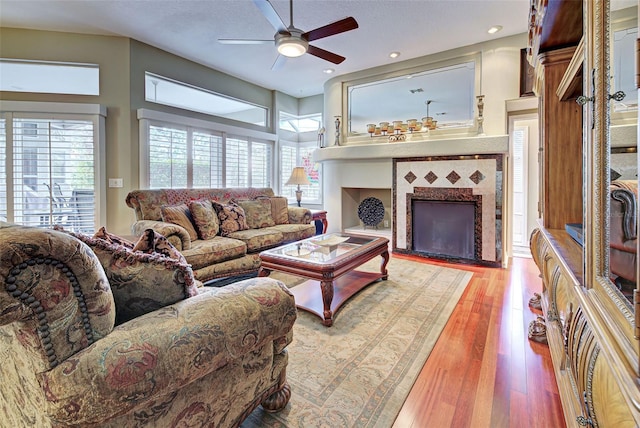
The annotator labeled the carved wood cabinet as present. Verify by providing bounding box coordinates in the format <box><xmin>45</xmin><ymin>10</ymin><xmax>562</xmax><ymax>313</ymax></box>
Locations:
<box><xmin>528</xmin><ymin>1</ymin><xmax>639</xmax><ymax>426</ymax></box>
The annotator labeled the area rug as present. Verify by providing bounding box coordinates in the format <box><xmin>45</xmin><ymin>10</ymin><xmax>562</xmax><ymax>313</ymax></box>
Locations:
<box><xmin>241</xmin><ymin>256</ymin><xmax>473</xmax><ymax>428</ymax></box>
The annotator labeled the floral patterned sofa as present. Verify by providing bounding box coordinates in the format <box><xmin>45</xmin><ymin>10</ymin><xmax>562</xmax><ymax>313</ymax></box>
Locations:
<box><xmin>125</xmin><ymin>187</ymin><xmax>316</xmax><ymax>283</ymax></box>
<box><xmin>0</xmin><ymin>223</ymin><xmax>296</xmax><ymax>427</ymax></box>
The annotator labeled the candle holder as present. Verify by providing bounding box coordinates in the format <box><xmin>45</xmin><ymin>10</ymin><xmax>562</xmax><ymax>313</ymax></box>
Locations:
<box><xmin>476</xmin><ymin>95</ymin><xmax>485</xmax><ymax>135</ymax></box>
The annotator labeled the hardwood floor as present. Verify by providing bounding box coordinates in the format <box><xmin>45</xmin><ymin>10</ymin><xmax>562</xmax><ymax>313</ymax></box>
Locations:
<box><xmin>392</xmin><ymin>254</ymin><xmax>566</xmax><ymax>428</ymax></box>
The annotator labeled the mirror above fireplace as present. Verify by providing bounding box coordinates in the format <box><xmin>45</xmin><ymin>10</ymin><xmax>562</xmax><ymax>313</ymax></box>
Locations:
<box><xmin>344</xmin><ymin>53</ymin><xmax>481</xmax><ymax>138</ymax></box>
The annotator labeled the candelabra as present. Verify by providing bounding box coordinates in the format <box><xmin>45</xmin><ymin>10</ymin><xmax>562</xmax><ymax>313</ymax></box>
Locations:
<box><xmin>476</xmin><ymin>95</ymin><xmax>485</xmax><ymax>135</ymax></box>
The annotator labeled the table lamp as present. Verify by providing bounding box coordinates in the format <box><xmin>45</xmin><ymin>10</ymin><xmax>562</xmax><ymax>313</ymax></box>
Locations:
<box><xmin>286</xmin><ymin>167</ymin><xmax>311</xmax><ymax>207</ymax></box>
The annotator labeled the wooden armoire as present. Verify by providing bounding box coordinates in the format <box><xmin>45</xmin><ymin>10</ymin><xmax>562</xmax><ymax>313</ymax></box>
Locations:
<box><xmin>528</xmin><ymin>0</ymin><xmax>640</xmax><ymax>426</ymax></box>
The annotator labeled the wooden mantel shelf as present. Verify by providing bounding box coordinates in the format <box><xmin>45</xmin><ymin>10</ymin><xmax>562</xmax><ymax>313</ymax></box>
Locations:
<box><xmin>314</xmin><ymin>135</ymin><xmax>509</xmax><ymax>162</ymax></box>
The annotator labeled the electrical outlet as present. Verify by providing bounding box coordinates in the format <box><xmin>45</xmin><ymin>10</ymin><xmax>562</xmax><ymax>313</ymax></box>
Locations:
<box><xmin>108</xmin><ymin>178</ymin><xmax>123</xmax><ymax>188</ymax></box>
<box><xmin>384</xmin><ymin>220</ymin><xmax>389</xmax><ymax>228</ymax></box>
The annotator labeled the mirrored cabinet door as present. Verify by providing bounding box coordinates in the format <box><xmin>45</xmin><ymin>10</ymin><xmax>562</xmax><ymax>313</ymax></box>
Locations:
<box><xmin>607</xmin><ymin>5</ymin><xmax>637</xmax><ymax>309</ymax></box>
<box><xmin>583</xmin><ymin>0</ymin><xmax>638</xmax><ymax>353</ymax></box>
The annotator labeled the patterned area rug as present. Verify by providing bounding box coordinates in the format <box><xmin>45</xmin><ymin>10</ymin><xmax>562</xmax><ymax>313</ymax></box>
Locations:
<box><xmin>242</xmin><ymin>257</ymin><xmax>473</xmax><ymax>428</ymax></box>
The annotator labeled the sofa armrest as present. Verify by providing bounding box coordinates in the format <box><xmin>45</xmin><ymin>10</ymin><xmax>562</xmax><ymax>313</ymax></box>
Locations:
<box><xmin>0</xmin><ymin>224</ymin><xmax>116</xmax><ymax>370</ymax></box>
<box><xmin>131</xmin><ymin>220</ymin><xmax>192</xmax><ymax>251</ymax></box>
<box><xmin>287</xmin><ymin>206</ymin><xmax>312</xmax><ymax>224</ymax></box>
<box><xmin>38</xmin><ymin>277</ymin><xmax>296</xmax><ymax>425</ymax></box>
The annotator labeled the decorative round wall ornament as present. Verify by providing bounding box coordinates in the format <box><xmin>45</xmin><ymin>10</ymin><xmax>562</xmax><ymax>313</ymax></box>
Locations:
<box><xmin>357</xmin><ymin>197</ymin><xmax>385</xmax><ymax>227</ymax></box>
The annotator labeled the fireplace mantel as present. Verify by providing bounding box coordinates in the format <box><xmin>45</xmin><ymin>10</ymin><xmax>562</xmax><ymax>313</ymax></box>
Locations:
<box><xmin>314</xmin><ymin>135</ymin><xmax>509</xmax><ymax>162</ymax></box>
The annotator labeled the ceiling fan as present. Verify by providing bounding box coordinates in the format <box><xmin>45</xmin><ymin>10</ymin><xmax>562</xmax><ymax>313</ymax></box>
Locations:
<box><xmin>219</xmin><ymin>0</ymin><xmax>358</xmax><ymax>69</ymax></box>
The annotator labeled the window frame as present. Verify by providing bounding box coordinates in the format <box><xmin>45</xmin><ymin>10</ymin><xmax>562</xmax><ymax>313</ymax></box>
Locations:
<box><xmin>0</xmin><ymin>101</ymin><xmax>107</xmax><ymax>230</ymax></box>
<box><xmin>138</xmin><ymin>108</ymin><xmax>277</xmax><ymax>189</ymax></box>
<box><xmin>279</xmin><ymin>139</ymin><xmax>322</xmax><ymax>205</ymax></box>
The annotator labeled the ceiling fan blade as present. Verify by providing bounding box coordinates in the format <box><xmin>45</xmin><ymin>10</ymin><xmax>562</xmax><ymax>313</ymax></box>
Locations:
<box><xmin>218</xmin><ymin>38</ymin><xmax>273</xmax><ymax>45</ymax></box>
<box><xmin>271</xmin><ymin>54</ymin><xmax>287</xmax><ymax>71</ymax></box>
<box><xmin>303</xmin><ymin>17</ymin><xmax>358</xmax><ymax>42</ymax></box>
<box><xmin>307</xmin><ymin>45</ymin><xmax>346</xmax><ymax>64</ymax></box>
<box><xmin>253</xmin><ymin>0</ymin><xmax>287</xmax><ymax>33</ymax></box>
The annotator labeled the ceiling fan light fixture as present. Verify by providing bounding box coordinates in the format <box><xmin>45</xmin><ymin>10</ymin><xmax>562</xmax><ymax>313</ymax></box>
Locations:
<box><xmin>276</xmin><ymin>34</ymin><xmax>308</xmax><ymax>57</ymax></box>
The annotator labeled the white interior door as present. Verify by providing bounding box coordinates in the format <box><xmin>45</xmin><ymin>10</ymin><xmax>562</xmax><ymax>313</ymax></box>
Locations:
<box><xmin>509</xmin><ymin>115</ymin><xmax>539</xmax><ymax>257</ymax></box>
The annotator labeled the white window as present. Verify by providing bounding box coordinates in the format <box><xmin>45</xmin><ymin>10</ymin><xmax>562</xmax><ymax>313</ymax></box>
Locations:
<box><xmin>280</xmin><ymin>141</ymin><xmax>322</xmax><ymax>205</ymax></box>
<box><xmin>279</xmin><ymin>112</ymin><xmax>322</xmax><ymax>132</ymax></box>
<box><xmin>0</xmin><ymin>59</ymin><xmax>99</xmax><ymax>96</ymax></box>
<box><xmin>144</xmin><ymin>72</ymin><xmax>267</xmax><ymax>126</ymax></box>
<box><xmin>0</xmin><ymin>102</ymin><xmax>106</xmax><ymax>233</ymax></box>
<box><xmin>139</xmin><ymin>109</ymin><xmax>275</xmax><ymax>189</ymax></box>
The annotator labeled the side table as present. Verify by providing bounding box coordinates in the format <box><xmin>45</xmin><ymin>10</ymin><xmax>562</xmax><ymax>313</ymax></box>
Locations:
<box><xmin>309</xmin><ymin>209</ymin><xmax>328</xmax><ymax>234</ymax></box>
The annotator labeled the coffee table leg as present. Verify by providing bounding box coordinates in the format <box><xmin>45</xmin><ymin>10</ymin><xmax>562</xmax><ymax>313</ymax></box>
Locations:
<box><xmin>320</xmin><ymin>280</ymin><xmax>335</xmax><ymax>326</ymax></box>
<box><xmin>258</xmin><ymin>267</ymin><xmax>271</xmax><ymax>277</ymax></box>
<box><xmin>380</xmin><ymin>251</ymin><xmax>390</xmax><ymax>280</ymax></box>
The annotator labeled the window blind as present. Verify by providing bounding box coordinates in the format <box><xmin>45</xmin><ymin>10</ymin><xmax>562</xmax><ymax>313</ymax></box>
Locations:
<box><xmin>226</xmin><ymin>137</ymin><xmax>249</xmax><ymax>188</ymax></box>
<box><xmin>280</xmin><ymin>144</ymin><xmax>297</xmax><ymax>200</ymax></box>
<box><xmin>250</xmin><ymin>141</ymin><xmax>272</xmax><ymax>188</ymax></box>
<box><xmin>280</xmin><ymin>142</ymin><xmax>321</xmax><ymax>204</ymax></box>
<box><xmin>149</xmin><ymin>124</ymin><xmax>188</xmax><ymax>189</ymax></box>
<box><xmin>193</xmin><ymin>131</ymin><xmax>223</xmax><ymax>188</ymax></box>
<box><xmin>0</xmin><ymin>119</ymin><xmax>6</xmax><ymax>221</ymax></box>
<box><xmin>7</xmin><ymin>118</ymin><xmax>96</xmax><ymax>231</ymax></box>
<box><xmin>300</xmin><ymin>145</ymin><xmax>321</xmax><ymax>201</ymax></box>
<box><xmin>145</xmin><ymin>121</ymin><xmax>273</xmax><ymax>190</ymax></box>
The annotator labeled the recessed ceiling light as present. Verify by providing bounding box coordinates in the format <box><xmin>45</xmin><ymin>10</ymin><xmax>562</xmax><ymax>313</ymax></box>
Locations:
<box><xmin>487</xmin><ymin>25</ymin><xmax>503</xmax><ymax>34</ymax></box>
<box><xmin>389</xmin><ymin>51</ymin><xmax>401</xmax><ymax>59</ymax></box>
<box><xmin>323</xmin><ymin>68</ymin><xmax>335</xmax><ymax>74</ymax></box>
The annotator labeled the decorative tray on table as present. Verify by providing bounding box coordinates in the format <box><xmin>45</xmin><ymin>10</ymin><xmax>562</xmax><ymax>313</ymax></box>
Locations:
<box><xmin>311</xmin><ymin>236</ymin><xmax>349</xmax><ymax>247</ymax></box>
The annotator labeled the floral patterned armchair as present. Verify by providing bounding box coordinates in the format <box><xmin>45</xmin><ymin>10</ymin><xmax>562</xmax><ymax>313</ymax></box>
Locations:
<box><xmin>0</xmin><ymin>223</ymin><xmax>296</xmax><ymax>427</ymax></box>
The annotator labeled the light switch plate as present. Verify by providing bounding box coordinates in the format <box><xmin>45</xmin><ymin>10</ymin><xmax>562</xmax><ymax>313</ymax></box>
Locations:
<box><xmin>108</xmin><ymin>178</ymin><xmax>123</xmax><ymax>188</ymax></box>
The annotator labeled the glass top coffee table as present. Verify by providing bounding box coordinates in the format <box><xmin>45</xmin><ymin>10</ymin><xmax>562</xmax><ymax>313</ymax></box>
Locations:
<box><xmin>258</xmin><ymin>233</ymin><xmax>390</xmax><ymax>326</ymax></box>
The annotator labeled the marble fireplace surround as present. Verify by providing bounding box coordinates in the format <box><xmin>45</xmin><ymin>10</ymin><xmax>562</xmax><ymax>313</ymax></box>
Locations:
<box><xmin>393</xmin><ymin>155</ymin><xmax>503</xmax><ymax>266</ymax></box>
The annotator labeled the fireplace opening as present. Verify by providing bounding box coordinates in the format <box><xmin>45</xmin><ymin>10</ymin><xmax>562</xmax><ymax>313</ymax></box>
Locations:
<box><xmin>412</xmin><ymin>200</ymin><xmax>476</xmax><ymax>260</ymax></box>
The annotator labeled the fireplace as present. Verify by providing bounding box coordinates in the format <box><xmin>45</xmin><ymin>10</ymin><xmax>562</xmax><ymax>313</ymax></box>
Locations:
<box><xmin>393</xmin><ymin>155</ymin><xmax>503</xmax><ymax>267</ymax></box>
<box><xmin>407</xmin><ymin>187</ymin><xmax>482</xmax><ymax>263</ymax></box>
<box><xmin>412</xmin><ymin>200</ymin><xmax>477</xmax><ymax>260</ymax></box>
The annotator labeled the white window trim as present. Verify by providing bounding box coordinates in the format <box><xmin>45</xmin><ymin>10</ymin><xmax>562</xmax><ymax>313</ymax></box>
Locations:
<box><xmin>0</xmin><ymin>101</ymin><xmax>107</xmax><ymax>229</ymax></box>
<box><xmin>138</xmin><ymin>108</ymin><xmax>277</xmax><ymax>189</ymax></box>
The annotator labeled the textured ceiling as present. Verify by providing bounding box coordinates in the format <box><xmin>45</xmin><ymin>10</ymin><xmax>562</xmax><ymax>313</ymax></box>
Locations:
<box><xmin>0</xmin><ymin>0</ymin><xmax>532</xmax><ymax>98</ymax></box>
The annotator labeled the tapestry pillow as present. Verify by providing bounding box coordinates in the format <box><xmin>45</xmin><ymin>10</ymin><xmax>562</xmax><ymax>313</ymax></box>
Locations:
<box><xmin>268</xmin><ymin>196</ymin><xmax>289</xmax><ymax>225</ymax></box>
<box><xmin>188</xmin><ymin>199</ymin><xmax>220</xmax><ymax>239</ymax></box>
<box><xmin>161</xmin><ymin>203</ymin><xmax>198</xmax><ymax>241</ymax></box>
<box><xmin>237</xmin><ymin>198</ymin><xmax>276</xmax><ymax>229</ymax></box>
<box><xmin>132</xmin><ymin>228</ymin><xmax>185</xmax><ymax>262</ymax></box>
<box><xmin>93</xmin><ymin>226</ymin><xmax>134</xmax><ymax>248</ymax></box>
<box><xmin>55</xmin><ymin>227</ymin><xmax>199</xmax><ymax>325</ymax></box>
<box><xmin>212</xmin><ymin>201</ymin><xmax>249</xmax><ymax>236</ymax></box>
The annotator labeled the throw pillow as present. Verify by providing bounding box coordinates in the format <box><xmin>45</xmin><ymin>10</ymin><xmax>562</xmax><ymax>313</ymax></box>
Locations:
<box><xmin>161</xmin><ymin>203</ymin><xmax>198</xmax><ymax>241</ymax></box>
<box><xmin>268</xmin><ymin>196</ymin><xmax>289</xmax><ymax>225</ymax></box>
<box><xmin>237</xmin><ymin>198</ymin><xmax>276</xmax><ymax>229</ymax></box>
<box><xmin>132</xmin><ymin>228</ymin><xmax>185</xmax><ymax>262</ymax></box>
<box><xmin>188</xmin><ymin>199</ymin><xmax>220</xmax><ymax>239</ymax></box>
<box><xmin>212</xmin><ymin>201</ymin><xmax>249</xmax><ymax>236</ymax></box>
<box><xmin>93</xmin><ymin>226</ymin><xmax>135</xmax><ymax>248</ymax></box>
<box><xmin>55</xmin><ymin>227</ymin><xmax>199</xmax><ymax>325</ymax></box>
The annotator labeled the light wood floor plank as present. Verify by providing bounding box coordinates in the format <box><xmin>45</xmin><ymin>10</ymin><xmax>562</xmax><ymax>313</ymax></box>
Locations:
<box><xmin>392</xmin><ymin>254</ymin><xmax>565</xmax><ymax>428</ymax></box>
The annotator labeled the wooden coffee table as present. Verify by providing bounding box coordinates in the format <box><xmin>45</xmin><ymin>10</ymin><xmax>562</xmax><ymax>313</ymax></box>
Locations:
<box><xmin>258</xmin><ymin>234</ymin><xmax>389</xmax><ymax>326</ymax></box>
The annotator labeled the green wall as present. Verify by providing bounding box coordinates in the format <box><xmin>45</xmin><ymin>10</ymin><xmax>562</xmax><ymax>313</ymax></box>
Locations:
<box><xmin>0</xmin><ymin>27</ymin><xmax>133</xmax><ymax>234</ymax></box>
<box><xmin>0</xmin><ymin>27</ymin><xmax>320</xmax><ymax>235</ymax></box>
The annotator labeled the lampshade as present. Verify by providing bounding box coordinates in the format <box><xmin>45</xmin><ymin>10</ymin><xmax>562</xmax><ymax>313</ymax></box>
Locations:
<box><xmin>286</xmin><ymin>167</ymin><xmax>311</xmax><ymax>186</ymax></box>
<box><xmin>276</xmin><ymin>33</ymin><xmax>308</xmax><ymax>58</ymax></box>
